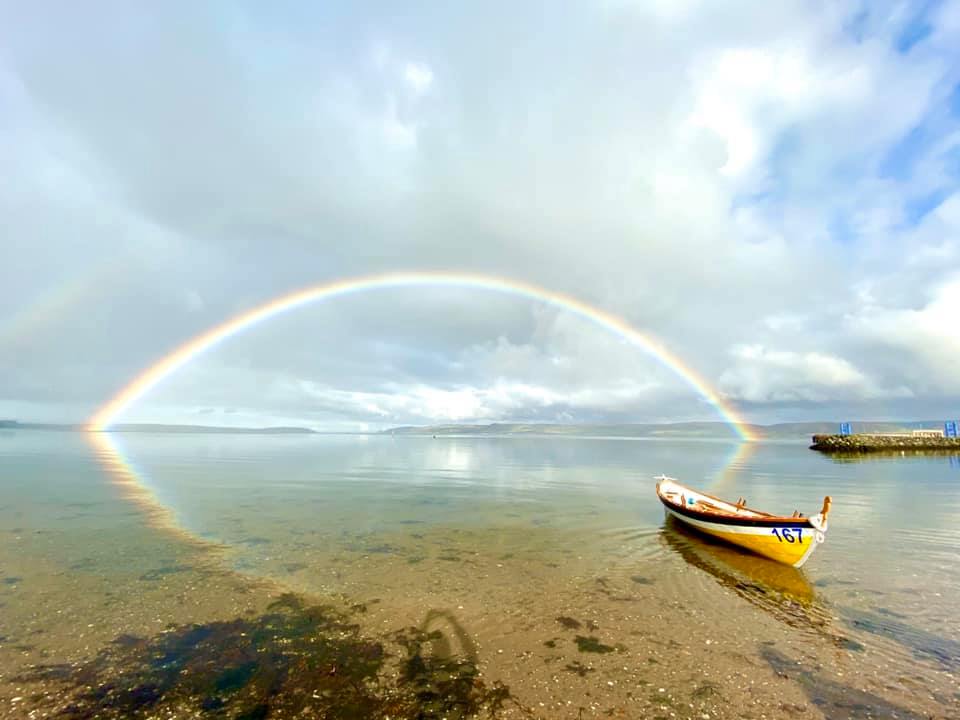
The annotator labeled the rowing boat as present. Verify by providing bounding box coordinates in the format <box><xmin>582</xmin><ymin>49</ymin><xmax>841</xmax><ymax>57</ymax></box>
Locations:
<box><xmin>655</xmin><ymin>476</ymin><xmax>831</xmax><ymax>568</ymax></box>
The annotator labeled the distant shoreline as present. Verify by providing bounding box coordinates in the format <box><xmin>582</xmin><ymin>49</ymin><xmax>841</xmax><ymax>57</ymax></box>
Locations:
<box><xmin>0</xmin><ymin>421</ymin><xmax>318</xmax><ymax>435</ymax></box>
<box><xmin>381</xmin><ymin>420</ymin><xmax>955</xmax><ymax>441</ymax></box>
<box><xmin>3</xmin><ymin>419</ymin><xmax>956</xmax><ymax>441</ymax></box>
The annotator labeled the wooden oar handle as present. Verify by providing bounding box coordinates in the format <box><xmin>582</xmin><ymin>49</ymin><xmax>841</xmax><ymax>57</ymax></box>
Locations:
<box><xmin>820</xmin><ymin>496</ymin><xmax>832</xmax><ymax>519</ymax></box>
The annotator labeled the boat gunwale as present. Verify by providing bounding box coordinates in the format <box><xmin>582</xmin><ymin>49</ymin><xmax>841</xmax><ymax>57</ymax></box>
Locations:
<box><xmin>656</xmin><ymin>480</ymin><xmax>815</xmax><ymax>529</ymax></box>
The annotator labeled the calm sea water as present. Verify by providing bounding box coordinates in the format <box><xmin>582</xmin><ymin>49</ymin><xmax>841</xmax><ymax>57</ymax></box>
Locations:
<box><xmin>1</xmin><ymin>431</ymin><xmax>958</xmax><ymax>718</ymax></box>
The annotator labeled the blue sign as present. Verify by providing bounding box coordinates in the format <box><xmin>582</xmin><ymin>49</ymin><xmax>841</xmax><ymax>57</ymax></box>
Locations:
<box><xmin>946</xmin><ymin>421</ymin><xmax>958</xmax><ymax>438</ymax></box>
<box><xmin>840</xmin><ymin>422</ymin><xmax>852</xmax><ymax>436</ymax></box>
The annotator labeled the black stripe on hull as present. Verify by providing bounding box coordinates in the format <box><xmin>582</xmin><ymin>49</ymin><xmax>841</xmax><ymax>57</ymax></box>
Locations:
<box><xmin>658</xmin><ymin>495</ymin><xmax>813</xmax><ymax>529</ymax></box>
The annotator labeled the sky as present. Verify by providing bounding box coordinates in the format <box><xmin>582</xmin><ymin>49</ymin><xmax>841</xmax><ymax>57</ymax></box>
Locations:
<box><xmin>2</xmin><ymin>1</ymin><xmax>960</xmax><ymax>431</ymax></box>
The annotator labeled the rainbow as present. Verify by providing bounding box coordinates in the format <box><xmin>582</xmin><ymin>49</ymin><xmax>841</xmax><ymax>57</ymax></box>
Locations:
<box><xmin>707</xmin><ymin>439</ymin><xmax>759</xmax><ymax>493</ymax></box>
<box><xmin>86</xmin><ymin>271</ymin><xmax>756</xmax><ymax>441</ymax></box>
<box><xmin>1</xmin><ymin>261</ymin><xmax>121</xmax><ymax>350</ymax></box>
<box><xmin>85</xmin><ymin>430</ymin><xmax>198</xmax><ymax>541</ymax></box>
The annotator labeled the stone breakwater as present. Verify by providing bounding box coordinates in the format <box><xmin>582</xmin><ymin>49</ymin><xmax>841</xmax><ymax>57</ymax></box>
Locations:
<box><xmin>811</xmin><ymin>434</ymin><xmax>960</xmax><ymax>452</ymax></box>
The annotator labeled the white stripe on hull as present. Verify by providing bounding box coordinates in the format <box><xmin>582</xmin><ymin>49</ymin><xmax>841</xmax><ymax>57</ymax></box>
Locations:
<box><xmin>664</xmin><ymin>507</ymin><xmax>821</xmax><ymax>568</ymax></box>
<box><xmin>663</xmin><ymin>507</ymin><xmax>804</xmax><ymax>535</ymax></box>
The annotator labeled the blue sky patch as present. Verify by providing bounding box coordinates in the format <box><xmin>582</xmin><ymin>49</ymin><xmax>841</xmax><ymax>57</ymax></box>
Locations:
<box><xmin>905</xmin><ymin>188</ymin><xmax>951</xmax><ymax>224</ymax></box>
<box><xmin>949</xmin><ymin>82</ymin><xmax>960</xmax><ymax>118</ymax></box>
<box><xmin>829</xmin><ymin>213</ymin><xmax>856</xmax><ymax>245</ymax></box>
<box><xmin>880</xmin><ymin>124</ymin><xmax>928</xmax><ymax>180</ymax></box>
<box><xmin>895</xmin><ymin>1</ymin><xmax>939</xmax><ymax>53</ymax></box>
<box><xmin>843</xmin><ymin>7</ymin><xmax>870</xmax><ymax>43</ymax></box>
<box><xmin>945</xmin><ymin>145</ymin><xmax>960</xmax><ymax>179</ymax></box>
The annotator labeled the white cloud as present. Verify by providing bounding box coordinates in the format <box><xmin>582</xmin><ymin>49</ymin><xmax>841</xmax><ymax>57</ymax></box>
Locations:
<box><xmin>719</xmin><ymin>345</ymin><xmax>889</xmax><ymax>403</ymax></box>
<box><xmin>182</xmin><ymin>290</ymin><xmax>205</xmax><ymax>313</ymax></box>
<box><xmin>934</xmin><ymin>191</ymin><xmax>960</xmax><ymax>226</ymax></box>
<box><xmin>846</xmin><ymin>276</ymin><xmax>960</xmax><ymax>393</ymax></box>
<box><xmin>381</xmin><ymin>97</ymin><xmax>418</xmax><ymax>149</ymax></box>
<box><xmin>293</xmin><ymin>378</ymin><xmax>665</xmax><ymax>424</ymax></box>
<box><xmin>403</xmin><ymin>62</ymin><xmax>433</xmax><ymax>96</ymax></box>
<box><xmin>762</xmin><ymin>313</ymin><xmax>807</xmax><ymax>333</ymax></box>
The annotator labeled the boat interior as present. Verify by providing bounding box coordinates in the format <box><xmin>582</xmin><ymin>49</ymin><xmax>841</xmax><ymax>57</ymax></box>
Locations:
<box><xmin>656</xmin><ymin>477</ymin><xmax>798</xmax><ymax>519</ymax></box>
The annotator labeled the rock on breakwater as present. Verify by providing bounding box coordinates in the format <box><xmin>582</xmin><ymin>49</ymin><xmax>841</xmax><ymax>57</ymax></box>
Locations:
<box><xmin>810</xmin><ymin>434</ymin><xmax>960</xmax><ymax>453</ymax></box>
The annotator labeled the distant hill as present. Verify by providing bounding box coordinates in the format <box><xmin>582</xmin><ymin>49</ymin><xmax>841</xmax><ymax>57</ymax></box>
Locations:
<box><xmin>382</xmin><ymin>420</ymin><xmax>954</xmax><ymax>440</ymax></box>
<box><xmin>383</xmin><ymin>422</ymin><xmax>745</xmax><ymax>438</ymax></box>
<box><xmin>0</xmin><ymin>421</ymin><xmax>316</xmax><ymax>434</ymax></box>
<box><xmin>106</xmin><ymin>424</ymin><xmax>317</xmax><ymax>434</ymax></box>
<box><xmin>1</xmin><ymin>420</ymin><xmax>79</xmax><ymax>431</ymax></box>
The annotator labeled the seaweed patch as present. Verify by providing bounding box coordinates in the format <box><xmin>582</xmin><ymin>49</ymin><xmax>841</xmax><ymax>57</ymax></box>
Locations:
<box><xmin>555</xmin><ymin>616</ymin><xmax>582</xmax><ymax>630</ymax></box>
<box><xmin>573</xmin><ymin>636</ymin><xmax>619</xmax><ymax>654</ymax></box>
<box><xmin>17</xmin><ymin>593</ymin><xmax>525</xmax><ymax>719</ymax></box>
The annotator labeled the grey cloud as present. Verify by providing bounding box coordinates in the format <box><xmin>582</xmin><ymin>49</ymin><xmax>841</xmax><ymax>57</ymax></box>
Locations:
<box><xmin>2</xmin><ymin>2</ymin><xmax>959</xmax><ymax>427</ymax></box>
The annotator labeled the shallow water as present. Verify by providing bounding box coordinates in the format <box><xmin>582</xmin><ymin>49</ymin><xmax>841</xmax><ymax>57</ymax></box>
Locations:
<box><xmin>1</xmin><ymin>431</ymin><xmax>958</xmax><ymax>718</ymax></box>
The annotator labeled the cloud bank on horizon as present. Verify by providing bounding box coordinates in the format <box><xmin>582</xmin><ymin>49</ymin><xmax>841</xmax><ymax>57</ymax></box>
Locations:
<box><xmin>1</xmin><ymin>1</ymin><xmax>959</xmax><ymax>430</ymax></box>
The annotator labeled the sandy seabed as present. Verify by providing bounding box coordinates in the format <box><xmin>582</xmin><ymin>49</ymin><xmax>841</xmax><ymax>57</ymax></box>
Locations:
<box><xmin>1</xmin><ymin>516</ymin><xmax>956</xmax><ymax>720</ymax></box>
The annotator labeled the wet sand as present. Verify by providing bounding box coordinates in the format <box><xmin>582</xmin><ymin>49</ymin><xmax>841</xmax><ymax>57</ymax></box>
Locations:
<box><xmin>2</xmin><ymin>516</ymin><xmax>956</xmax><ymax>719</ymax></box>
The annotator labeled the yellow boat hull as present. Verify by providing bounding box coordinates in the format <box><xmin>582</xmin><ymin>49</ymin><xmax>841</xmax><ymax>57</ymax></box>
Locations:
<box><xmin>662</xmin><ymin>506</ymin><xmax>821</xmax><ymax>567</ymax></box>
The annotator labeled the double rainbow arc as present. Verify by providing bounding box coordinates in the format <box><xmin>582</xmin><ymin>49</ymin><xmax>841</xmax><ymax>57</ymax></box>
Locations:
<box><xmin>86</xmin><ymin>271</ymin><xmax>755</xmax><ymax>441</ymax></box>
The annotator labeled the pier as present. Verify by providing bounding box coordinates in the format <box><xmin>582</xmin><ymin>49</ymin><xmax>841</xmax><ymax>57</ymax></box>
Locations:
<box><xmin>811</xmin><ymin>433</ymin><xmax>960</xmax><ymax>453</ymax></box>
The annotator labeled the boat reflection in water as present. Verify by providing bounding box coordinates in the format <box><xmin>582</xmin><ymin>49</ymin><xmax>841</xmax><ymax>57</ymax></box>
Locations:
<box><xmin>659</xmin><ymin>517</ymin><xmax>850</xmax><ymax>646</ymax></box>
